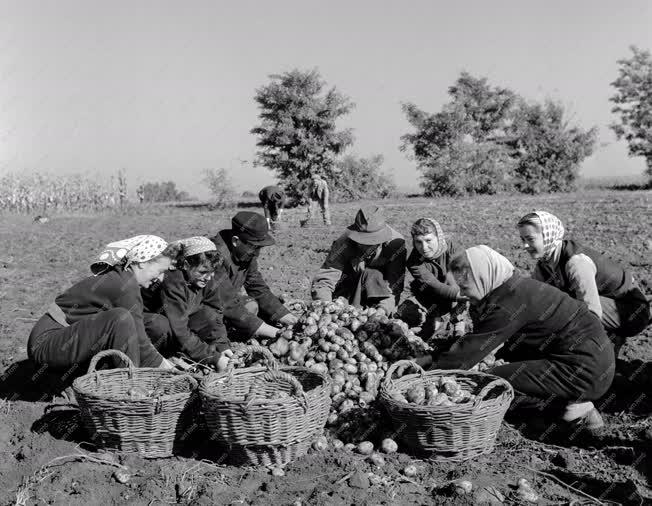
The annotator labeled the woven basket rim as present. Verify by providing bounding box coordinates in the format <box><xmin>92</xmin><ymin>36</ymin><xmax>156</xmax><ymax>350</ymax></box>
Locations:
<box><xmin>380</xmin><ymin>368</ymin><xmax>513</xmax><ymax>413</ymax></box>
<box><xmin>199</xmin><ymin>364</ymin><xmax>330</xmax><ymax>401</ymax></box>
<box><xmin>72</xmin><ymin>367</ymin><xmax>196</xmax><ymax>403</ymax></box>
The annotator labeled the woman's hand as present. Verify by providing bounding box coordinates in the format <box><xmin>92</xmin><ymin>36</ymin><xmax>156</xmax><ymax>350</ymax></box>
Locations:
<box><xmin>279</xmin><ymin>313</ymin><xmax>298</xmax><ymax>326</ymax></box>
<box><xmin>254</xmin><ymin>322</ymin><xmax>280</xmax><ymax>338</ymax></box>
<box><xmin>216</xmin><ymin>349</ymin><xmax>234</xmax><ymax>372</ymax></box>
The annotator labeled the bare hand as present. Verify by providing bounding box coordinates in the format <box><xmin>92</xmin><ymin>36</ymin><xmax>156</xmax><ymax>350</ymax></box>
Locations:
<box><xmin>216</xmin><ymin>349</ymin><xmax>234</xmax><ymax>372</ymax></box>
<box><xmin>279</xmin><ymin>313</ymin><xmax>298</xmax><ymax>326</ymax></box>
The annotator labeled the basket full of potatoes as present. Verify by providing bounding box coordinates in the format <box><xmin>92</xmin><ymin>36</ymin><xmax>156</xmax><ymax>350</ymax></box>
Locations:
<box><xmin>379</xmin><ymin>360</ymin><xmax>513</xmax><ymax>462</ymax></box>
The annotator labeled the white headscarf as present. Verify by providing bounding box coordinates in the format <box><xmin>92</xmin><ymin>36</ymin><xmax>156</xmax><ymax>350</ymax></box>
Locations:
<box><xmin>465</xmin><ymin>245</ymin><xmax>515</xmax><ymax>299</ymax></box>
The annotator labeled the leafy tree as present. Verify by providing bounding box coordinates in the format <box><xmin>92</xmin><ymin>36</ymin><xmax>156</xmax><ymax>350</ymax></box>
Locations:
<box><xmin>402</xmin><ymin>72</ymin><xmax>596</xmax><ymax>195</ymax></box>
<box><xmin>332</xmin><ymin>154</ymin><xmax>397</xmax><ymax>202</ymax></box>
<box><xmin>610</xmin><ymin>45</ymin><xmax>652</xmax><ymax>179</ymax></box>
<box><xmin>201</xmin><ymin>168</ymin><xmax>236</xmax><ymax>209</ymax></box>
<box><xmin>251</xmin><ymin>69</ymin><xmax>354</xmax><ymax>198</ymax></box>
<box><xmin>509</xmin><ymin>100</ymin><xmax>597</xmax><ymax>194</ymax></box>
<box><xmin>401</xmin><ymin>73</ymin><xmax>517</xmax><ymax>196</ymax></box>
<box><xmin>137</xmin><ymin>181</ymin><xmax>189</xmax><ymax>202</ymax></box>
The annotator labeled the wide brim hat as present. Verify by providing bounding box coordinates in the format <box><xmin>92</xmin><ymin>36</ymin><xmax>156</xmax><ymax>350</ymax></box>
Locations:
<box><xmin>345</xmin><ymin>206</ymin><xmax>393</xmax><ymax>245</ymax></box>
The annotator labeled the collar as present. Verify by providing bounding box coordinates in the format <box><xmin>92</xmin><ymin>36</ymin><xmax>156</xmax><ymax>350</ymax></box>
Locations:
<box><xmin>541</xmin><ymin>241</ymin><xmax>562</xmax><ymax>268</ymax></box>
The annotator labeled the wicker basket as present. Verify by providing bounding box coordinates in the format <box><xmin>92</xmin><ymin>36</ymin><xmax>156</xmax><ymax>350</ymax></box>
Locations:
<box><xmin>72</xmin><ymin>349</ymin><xmax>199</xmax><ymax>458</ymax></box>
<box><xmin>200</xmin><ymin>345</ymin><xmax>331</xmax><ymax>467</ymax></box>
<box><xmin>379</xmin><ymin>360</ymin><xmax>513</xmax><ymax>461</ymax></box>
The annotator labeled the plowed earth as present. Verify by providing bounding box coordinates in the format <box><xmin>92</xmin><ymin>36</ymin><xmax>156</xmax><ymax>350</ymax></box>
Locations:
<box><xmin>0</xmin><ymin>190</ymin><xmax>650</xmax><ymax>505</ymax></box>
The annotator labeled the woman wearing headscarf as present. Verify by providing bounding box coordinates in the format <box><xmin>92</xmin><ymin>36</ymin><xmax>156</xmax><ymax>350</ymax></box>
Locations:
<box><xmin>517</xmin><ymin>211</ymin><xmax>650</xmax><ymax>348</ymax></box>
<box><xmin>28</xmin><ymin>235</ymin><xmax>183</xmax><ymax>370</ymax></box>
<box><xmin>143</xmin><ymin>236</ymin><xmax>233</xmax><ymax>371</ymax></box>
<box><xmin>426</xmin><ymin>245</ymin><xmax>614</xmax><ymax>430</ymax></box>
<box><xmin>406</xmin><ymin>218</ymin><xmax>467</xmax><ymax>338</ymax></box>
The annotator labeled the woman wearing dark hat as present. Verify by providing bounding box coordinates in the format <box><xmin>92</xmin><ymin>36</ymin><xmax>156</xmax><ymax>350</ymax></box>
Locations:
<box><xmin>209</xmin><ymin>211</ymin><xmax>298</xmax><ymax>339</ymax></box>
<box><xmin>28</xmin><ymin>235</ymin><xmax>182</xmax><ymax>370</ymax></box>
<box><xmin>143</xmin><ymin>236</ymin><xmax>233</xmax><ymax>371</ymax></box>
<box><xmin>311</xmin><ymin>206</ymin><xmax>407</xmax><ymax>314</ymax></box>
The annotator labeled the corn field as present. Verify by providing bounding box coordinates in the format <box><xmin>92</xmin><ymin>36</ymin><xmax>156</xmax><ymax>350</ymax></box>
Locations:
<box><xmin>0</xmin><ymin>170</ymin><xmax>128</xmax><ymax>213</ymax></box>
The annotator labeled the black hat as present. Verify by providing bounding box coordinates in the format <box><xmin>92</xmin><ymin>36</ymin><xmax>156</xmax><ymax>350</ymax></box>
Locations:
<box><xmin>231</xmin><ymin>211</ymin><xmax>275</xmax><ymax>246</ymax></box>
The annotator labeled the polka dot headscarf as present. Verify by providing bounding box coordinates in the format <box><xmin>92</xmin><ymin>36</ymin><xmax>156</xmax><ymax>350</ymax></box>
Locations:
<box><xmin>532</xmin><ymin>211</ymin><xmax>565</xmax><ymax>260</ymax></box>
<box><xmin>179</xmin><ymin>236</ymin><xmax>217</xmax><ymax>258</ymax></box>
<box><xmin>91</xmin><ymin>235</ymin><xmax>168</xmax><ymax>274</ymax></box>
<box><xmin>424</xmin><ymin>218</ymin><xmax>447</xmax><ymax>259</ymax></box>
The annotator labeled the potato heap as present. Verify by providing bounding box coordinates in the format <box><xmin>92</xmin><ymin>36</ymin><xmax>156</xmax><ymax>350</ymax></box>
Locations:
<box><xmin>241</xmin><ymin>297</ymin><xmax>433</xmax><ymax>429</ymax></box>
<box><xmin>393</xmin><ymin>376</ymin><xmax>476</xmax><ymax>407</ymax></box>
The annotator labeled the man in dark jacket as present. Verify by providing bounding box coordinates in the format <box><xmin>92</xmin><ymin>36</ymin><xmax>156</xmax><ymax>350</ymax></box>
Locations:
<box><xmin>258</xmin><ymin>185</ymin><xmax>285</xmax><ymax>230</ymax></box>
<box><xmin>209</xmin><ymin>211</ymin><xmax>298</xmax><ymax>338</ymax></box>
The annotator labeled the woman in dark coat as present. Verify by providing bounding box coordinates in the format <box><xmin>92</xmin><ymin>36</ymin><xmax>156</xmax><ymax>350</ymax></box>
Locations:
<box><xmin>517</xmin><ymin>211</ymin><xmax>650</xmax><ymax>351</ymax></box>
<box><xmin>407</xmin><ymin>218</ymin><xmax>467</xmax><ymax>338</ymax></box>
<box><xmin>143</xmin><ymin>236</ymin><xmax>233</xmax><ymax>371</ymax></box>
<box><xmin>429</xmin><ymin>245</ymin><xmax>615</xmax><ymax>429</ymax></box>
<box><xmin>28</xmin><ymin>235</ymin><xmax>183</xmax><ymax>370</ymax></box>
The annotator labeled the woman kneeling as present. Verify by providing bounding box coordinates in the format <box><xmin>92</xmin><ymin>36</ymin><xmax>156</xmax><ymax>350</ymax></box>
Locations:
<box><xmin>143</xmin><ymin>236</ymin><xmax>232</xmax><ymax>371</ymax></box>
<box><xmin>430</xmin><ymin>245</ymin><xmax>614</xmax><ymax>430</ymax></box>
<box><xmin>29</xmin><ymin>235</ymin><xmax>182</xmax><ymax>370</ymax></box>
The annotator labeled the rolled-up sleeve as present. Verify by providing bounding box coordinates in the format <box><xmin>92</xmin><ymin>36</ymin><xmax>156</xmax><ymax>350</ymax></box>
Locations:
<box><xmin>311</xmin><ymin>236</ymin><xmax>350</xmax><ymax>300</ymax></box>
<box><xmin>566</xmin><ymin>254</ymin><xmax>602</xmax><ymax>319</ymax></box>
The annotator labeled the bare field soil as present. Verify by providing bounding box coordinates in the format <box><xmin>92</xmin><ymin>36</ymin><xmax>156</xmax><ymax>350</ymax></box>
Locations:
<box><xmin>0</xmin><ymin>190</ymin><xmax>651</xmax><ymax>505</ymax></box>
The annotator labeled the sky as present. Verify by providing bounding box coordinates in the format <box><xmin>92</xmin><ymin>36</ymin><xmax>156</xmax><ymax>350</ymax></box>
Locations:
<box><xmin>1</xmin><ymin>1</ymin><xmax>651</xmax><ymax>197</ymax></box>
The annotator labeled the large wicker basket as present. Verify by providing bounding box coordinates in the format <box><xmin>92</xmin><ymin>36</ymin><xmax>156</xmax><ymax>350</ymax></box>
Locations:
<box><xmin>379</xmin><ymin>360</ymin><xmax>513</xmax><ymax>461</ymax></box>
<box><xmin>72</xmin><ymin>349</ymin><xmax>199</xmax><ymax>458</ymax></box>
<box><xmin>200</xmin><ymin>345</ymin><xmax>331</xmax><ymax>467</ymax></box>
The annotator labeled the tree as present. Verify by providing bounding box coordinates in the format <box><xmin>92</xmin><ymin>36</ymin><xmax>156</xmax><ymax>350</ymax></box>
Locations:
<box><xmin>610</xmin><ymin>46</ymin><xmax>652</xmax><ymax>179</ymax></box>
<box><xmin>401</xmin><ymin>73</ymin><xmax>517</xmax><ymax>196</ymax></box>
<box><xmin>136</xmin><ymin>181</ymin><xmax>189</xmax><ymax>202</ymax></box>
<box><xmin>402</xmin><ymin>72</ymin><xmax>596</xmax><ymax>195</ymax></box>
<box><xmin>251</xmin><ymin>68</ymin><xmax>355</xmax><ymax>198</ymax></box>
<box><xmin>509</xmin><ymin>100</ymin><xmax>597</xmax><ymax>194</ymax></box>
<box><xmin>332</xmin><ymin>154</ymin><xmax>397</xmax><ymax>202</ymax></box>
<box><xmin>201</xmin><ymin>168</ymin><xmax>236</xmax><ymax>209</ymax></box>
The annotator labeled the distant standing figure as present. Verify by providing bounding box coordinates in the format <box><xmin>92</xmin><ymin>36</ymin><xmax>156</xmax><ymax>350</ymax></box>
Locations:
<box><xmin>258</xmin><ymin>185</ymin><xmax>285</xmax><ymax>230</ymax></box>
<box><xmin>301</xmin><ymin>172</ymin><xmax>331</xmax><ymax>227</ymax></box>
<box><xmin>137</xmin><ymin>187</ymin><xmax>145</xmax><ymax>204</ymax></box>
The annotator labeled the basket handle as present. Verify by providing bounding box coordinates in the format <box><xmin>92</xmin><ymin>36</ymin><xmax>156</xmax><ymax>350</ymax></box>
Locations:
<box><xmin>244</xmin><ymin>369</ymin><xmax>308</xmax><ymax>413</ymax></box>
<box><xmin>472</xmin><ymin>378</ymin><xmax>511</xmax><ymax>409</ymax></box>
<box><xmin>87</xmin><ymin>349</ymin><xmax>135</xmax><ymax>375</ymax></box>
<box><xmin>382</xmin><ymin>360</ymin><xmax>425</xmax><ymax>388</ymax></box>
<box><xmin>228</xmin><ymin>344</ymin><xmax>278</xmax><ymax>372</ymax></box>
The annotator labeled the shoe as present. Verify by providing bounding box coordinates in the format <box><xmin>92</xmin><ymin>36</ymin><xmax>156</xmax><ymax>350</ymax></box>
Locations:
<box><xmin>567</xmin><ymin>408</ymin><xmax>605</xmax><ymax>431</ymax></box>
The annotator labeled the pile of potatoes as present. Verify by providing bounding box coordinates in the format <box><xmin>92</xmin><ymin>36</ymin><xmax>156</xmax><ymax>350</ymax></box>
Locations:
<box><xmin>244</xmin><ymin>297</ymin><xmax>433</xmax><ymax>426</ymax></box>
<box><xmin>392</xmin><ymin>376</ymin><xmax>476</xmax><ymax>407</ymax></box>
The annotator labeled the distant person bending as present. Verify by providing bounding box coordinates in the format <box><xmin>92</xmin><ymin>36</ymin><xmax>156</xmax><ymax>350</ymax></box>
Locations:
<box><xmin>311</xmin><ymin>206</ymin><xmax>406</xmax><ymax>315</ymax></box>
<box><xmin>407</xmin><ymin>218</ymin><xmax>467</xmax><ymax>338</ymax></box>
<box><xmin>142</xmin><ymin>236</ymin><xmax>232</xmax><ymax>371</ymax></box>
<box><xmin>258</xmin><ymin>185</ymin><xmax>286</xmax><ymax>230</ymax></box>
<box><xmin>517</xmin><ymin>211</ymin><xmax>651</xmax><ymax>354</ymax></box>
<box><xmin>209</xmin><ymin>211</ymin><xmax>298</xmax><ymax>339</ymax></box>
<box><xmin>28</xmin><ymin>235</ymin><xmax>181</xmax><ymax>370</ymax></box>
<box><xmin>301</xmin><ymin>172</ymin><xmax>331</xmax><ymax>227</ymax></box>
